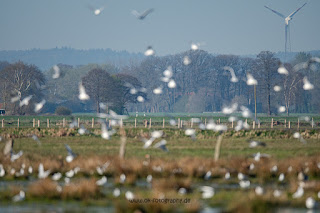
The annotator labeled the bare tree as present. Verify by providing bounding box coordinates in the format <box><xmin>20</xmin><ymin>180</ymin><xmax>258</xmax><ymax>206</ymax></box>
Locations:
<box><xmin>0</xmin><ymin>61</ymin><xmax>45</xmax><ymax>114</ymax></box>
<box><xmin>255</xmin><ymin>51</ymin><xmax>280</xmax><ymax>116</ymax></box>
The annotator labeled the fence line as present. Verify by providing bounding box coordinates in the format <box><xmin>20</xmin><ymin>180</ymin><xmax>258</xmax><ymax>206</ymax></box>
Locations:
<box><xmin>0</xmin><ymin>117</ymin><xmax>318</xmax><ymax>130</ymax></box>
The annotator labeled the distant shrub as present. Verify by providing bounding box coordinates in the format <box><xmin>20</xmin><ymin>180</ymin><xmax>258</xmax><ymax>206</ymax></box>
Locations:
<box><xmin>55</xmin><ymin>106</ymin><xmax>72</xmax><ymax>115</ymax></box>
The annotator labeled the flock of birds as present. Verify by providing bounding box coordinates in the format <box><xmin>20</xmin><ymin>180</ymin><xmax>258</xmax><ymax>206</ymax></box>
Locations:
<box><xmin>1</xmin><ymin>2</ymin><xmax>320</xmax><ymax>211</ymax></box>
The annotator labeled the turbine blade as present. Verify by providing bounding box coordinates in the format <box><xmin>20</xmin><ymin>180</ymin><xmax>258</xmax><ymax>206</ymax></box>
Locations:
<box><xmin>287</xmin><ymin>3</ymin><xmax>307</xmax><ymax>18</ymax></box>
<box><xmin>264</xmin><ymin>6</ymin><xmax>285</xmax><ymax>18</ymax></box>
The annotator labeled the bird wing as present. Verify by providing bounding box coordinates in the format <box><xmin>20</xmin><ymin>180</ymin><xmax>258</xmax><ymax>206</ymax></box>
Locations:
<box><xmin>141</xmin><ymin>8</ymin><xmax>154</xmax><ymax>18</ymax></box>
<box><xmin>264</xmin><ymin>6</ymin><xmax>285</xmax><ymax>18</ymax></box>
<box><xmin>65</xmin><ymin>144</ymin><xmax>75</xmax><ymax>156</ymax></box>
<box><xmin>287</xmin><ymin>3</ymin><xmax>307</xmax><ymax>18</ymax></box>
<box><xmin>131</xmin><ymin>10</ymin><xmax>140</xmax><ymax>17</ymax></box>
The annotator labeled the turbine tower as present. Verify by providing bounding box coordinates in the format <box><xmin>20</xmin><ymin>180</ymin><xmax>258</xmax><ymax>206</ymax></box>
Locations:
<box><xmin>264</xmin><ymin>3</ymin><xmax>307</xmax><ymax>61</ymax></box>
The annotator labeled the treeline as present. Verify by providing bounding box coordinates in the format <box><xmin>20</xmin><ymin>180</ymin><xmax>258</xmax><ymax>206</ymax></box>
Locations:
<box><xmin>0</xmin><ymin>50</ymin><xmax>319</xmax><ymax>115</ymax></box>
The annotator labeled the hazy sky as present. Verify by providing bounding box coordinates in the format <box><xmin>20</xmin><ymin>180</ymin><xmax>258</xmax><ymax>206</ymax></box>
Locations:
<box><xmin>0</xmin><ymin>0</ymin><xmax>319</xmax><ymax>56</ymax></box>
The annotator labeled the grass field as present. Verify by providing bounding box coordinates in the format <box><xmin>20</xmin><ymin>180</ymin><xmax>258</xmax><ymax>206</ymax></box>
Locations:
<box><xmin>0</xmin><ymin>126</ymin><xmax>320</xmax><ymax>212</ymax></box>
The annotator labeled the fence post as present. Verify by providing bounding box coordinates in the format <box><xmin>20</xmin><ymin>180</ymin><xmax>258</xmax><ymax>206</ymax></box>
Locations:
<box><xmin>271</xmin><ymin>118</ymin><xmax>273</xmax><ymax>128</ymax></box>
<box><xmin>245</xmin><ymin>119</ymin><xmax>248</xmax><ymax>126</ymax></box>
<box><xmin>312</xmin><ymin>117</ymin><xmax>314</xmax><ymax>128</ymax></box>
<box><xmin>149</xmin><ymin>118</ymin><xmax>151</xmax><ymax>129</ymax></box>
<box><xmin>219</xmin><ymin>118</ymin><xmax>221</xmax><ymax>124</ymax></box>
<box><xmin>205</xmin><ymin>118</ymin><xmax>207</xmax><ymax>126</ymax></box>
<box><xmin>163</xmin><ymin>118</ymin><xmax>165</xmax><ymax>128</ymax></box>
<box><xmin>33</xmin><ymin>118</ymin><xmax>35</xmax><ymax>128</ymax></box>
<box><xmin>231</xmin><ymin>120</ymin><xmax>234</xmax><ymax>129</ymax></box>
<box><xmin>178</xmin><ymin>118</ymin><xmax>180</xmax><ymax>128</ymax></box>
<box><xmin>135</xmin><ymin>118</ymin><xmax>137</xmax><ymax>128</ymax></box>
<box><xmin>17</xmin><ymin>118</ymin><xmax>19</xmax><ymax>128</ymax></box>
<box><xmin>38</xmin><ymin>120</ymin><xmax>40</xmax><ymax>127</ymax></box>
<box><xmin>258</xmin><ymin>122</ymin><xmax>261</xmax><ymax>129</ymax></box>
<box><xmin>297</xmin><ymin>118</ymin><xmax>300</xmax><ymax>130</ymax></box>
<box><xmin>92</xmin><ymin>118</ymin><xmax>94</xmax><ymax>128</ymax></box>
<box><xmin>288</xmin><ymin>121</ymin><xmax>291</xmax><ymax>129</ymax></box>
<box><xmin>144</xmin><ymin>120</ymin><xmax>147</xmax><ymax>128</ymax></box>
<box><xmin>63</xmin><ymin>118</ymin><xmax>65</xmax><ymax>127</ymax></box>
<box><xmin>181</xmin><ymin>119</ymin><xmax>183</xmax><ymax>128</ymax></box>
<box><xmin>77</xmin><ymin>118</ymin><xmax>80</xmax><ymax>128</ymax></box>
<box><xmin>1</xmin><ymin>119</ymin><xmax>4</xmax><ymax>128</ymax></box>
<box><xmin>253</xmin><ymin>121</ymin><xmax>255</xmax><ymax>129</ymax></box>
<box><xmin>47</xmin><ymin>119</ymin><xmax>49</xmax><ymax>128</ymax></box>
<box><xmin>285</xmin><ymin>119</ymin><xmax>286</xmax><ymax>128</ymax></box>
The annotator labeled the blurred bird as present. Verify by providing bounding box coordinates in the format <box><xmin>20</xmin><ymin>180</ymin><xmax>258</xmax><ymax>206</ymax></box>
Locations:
<box><xmin>248</xmin><ymin>140</ymin><xmax>266</xmax><ymax>148</ymax></box>
<box><xmin>154</xmin><ymin>140</ymin><xmax>168</xmax><ymax>152</ymax></box>
<box><xmin>253</xmin><ymin>152</ymin><xmax>270</xmax><ymax>161</ymax></box>
<box><xmin>277</xmin><ymin>63</ymin><xmax>289</xmax><ymax>75</ymax></box>
<box><xmin>223</xmin><ymin>66</ymin><xmax>239</xmax><ymax>83</ymax></box>
<box><xmin>31</xmin><ymin>134</ymin><xmax>41</xmax><ymax>145</ymax></box>
<box><xmin>12</xmin><ymin>190</ymin><xmax>25</xmax><ymax>202</ymax></box>
<box><xmin>78</xmin><ymin>82</ymin><xmax>90</xmax><ymax>100</ymax></box>
<box><xmin>113</xmin><ymin>188</ymin><xmax>120</xmax><ymax>197</ymax></box>
<box><xmin>303</xmin><ymin>77</ymin><xmax>314</xmax><ymax>90</ymax></box>
<box><xmin>204</xmin><ymin>171</ymin><xmax>212</xmax><ymax>180</ymax></box>
<box><xmin>255</xmin><ymin>186</ymin><xmax>264</xmax><ymax>195</ymax></box>
<box><xmin>96</xmin><ymin>161</ymin><xmax>110</xmax><ymax>175</ymax></box>
<box><xmin>200</xmin><ymin>186</ymin><xmax>215</xmax><ymax>199</ymax></box>
<box><xmin>65</xmin><ymin>144</ymin><xmax>77</xmax><ymax>163</ymax></box>
<box><xmin>153</xmin><ymin>86</ymin><xmax>163</xmax><ymax>95</ymax></box>
<box><xmin>125</xmin><ymin>191</ymin><xmax>134</xmax><ymax>200</ymax></box>
<box><xmin>132</xmin><ymin>8</ymin><xmax>154</xmax><ymax>20</ymax></box>
<box><xmin>279</xmin><ymin>173</ymin><xmax>285</xmax><ymax>182</ymax></box>
<box><xmin>52</xmin><ymin>65</ymin><xmax>60</xmax><ymax>79</ymax></box>
<box><xmin>34</xmin><ymin>100</ymin><xmax>46</xmax><ymax>113</ymax></box>
<box><xmin>52</xmin><ymin>172</ymin><xmax>62</xmax><ymax>181</ymax></box>
<box><xmin>146</xmin><ymin>174</ymin><xmax>152</xmax><ymax>183</ymax></box>
<box><xmin>137</xmin><ymin>96</ymin><xmax>145</xmax><ymax>102</ymax></box>
<box><xmin>278</xmin><ymin>106</ymin><xmax>286</xmax><ymax>113</ymax></box>
<box><xmin>144</xmin><ymin>46</ymin><xmax>155</xmax><ymax>56</ymax></box>
<box><xmin>273</xmin><ymin>189</ymin><xmax>282</xmax><ymax>197</ymax></box>
<box><xmin>183</xmin><ymin>56</ymin><xmax>191</xmax><ymax>65</ymax></box>
<box><xmin>88</xmin><ymin>5</ymin><xmax>105</xmax><ymax>16</ymax></box>
<box><xmin>246</xmin><ymin>73</ymin><xmax>258</xmax><ymax>85</ymax></box>
<box><xmin>274</xmin><ymin>85</ymin><xmax>282</xmax><ymax>92</ymax></box>
<box><xmin>96</xmin><ymin>176</ymin><xmax>107</xmax><ymax>186</ymax></box>
<box><xmin>3</xmin><ymin>139</ymin><xmax>14</xmax><ymax>156</ymax></box>
<box><xmin>38</xmin><ymin>163</ymin><xmax>50</xmax><ymax>179</ymax></box>
<box><xmin>120</xmin><ymin>174</ymin><xmax>126</xmax><ymax>183</ymax></box>
<box><xmin>239</xmin><ymin>180</ymin><xmax>250</xmax><ymax>188</ymax></box>
<box><xmin>0</xmin><ymin>164</ymin><xmax>5</xmax><ymax>177</ymax></box>
<box><xmin>306</xmin><ymin>197</ymin><xmax>317</xmax><ymax>209</ymax></box>
<box><xmin>19</xmin><ymin>95</ymin><xmax>32</xmax><ymax>107</ymax></box>
<box><xmin>11</xmin><ymin>151</ymin><xmax>23</xmax><ymax>162</ymax></box>
<box><xmin>163</xmin><ymin>66</ymin><xmax>173</xmax><ymax>78</ymax></box>
<box><xmin>168</xmin><ymin>79</ymin><xmax>176</xmax><ymax>88</ymax></box>
<box><xmin>292</xmin><ymin>186</ymin><xmax>304</xmax><ymax>198</ymax></box>
<box><xmin>225</xmin><ymin>172</ymin><xmax>231</xmax><ymax>180</ymax></box>
<box><xmin>185</xmin><ymin>129</ymin><xmax>196</xmax><ymax>140</ymax></box>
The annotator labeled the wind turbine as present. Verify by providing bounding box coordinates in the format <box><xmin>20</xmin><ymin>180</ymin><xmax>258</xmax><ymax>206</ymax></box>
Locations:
<box><xmin>264</xmin><ymin>3</ymin><xmax>307</xmax><ymax>60</ymax></box>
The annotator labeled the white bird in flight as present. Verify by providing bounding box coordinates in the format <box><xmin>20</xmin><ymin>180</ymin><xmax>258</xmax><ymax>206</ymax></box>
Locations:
<box><xmin>88</xmin><ymin>5</ymin><xmax>105</xmax><ymax>16</ymax></box>
<box><xmin>34</xmin><ymin>100</ymin><xmax>46</xmax><ymax>113</ymax></box>
<box><xmin>223</xmin><ymin>66</ymin><xmax>239</xmax><ymax>83</ymax></box>
<box><xmin>303</xmin><ymin>77</ymin><xmax>314</xmax><ymax>90</ymax></box>
<box><xmin>144</xmin><ymin>46</ymin><xmax>155</xmax><ymax>56</ymax></box>
<box><xmin>78</xmin><ymin>82</ymin><xmax>90</xmax><ymax>100</ymax></box>
<box><xmin>19</xmin><ymin>95</ymin><xmax>33</xmax><ymax>107</ymax></box>
<box><xmin>246</xmin><ymin>73</ymin><xmax>258</xmax><ymax>85</ymax></box>
<box><xmin>52</xmin><ymin>65</ymin><xmax>60</xmax><ymax>79</ymax></box>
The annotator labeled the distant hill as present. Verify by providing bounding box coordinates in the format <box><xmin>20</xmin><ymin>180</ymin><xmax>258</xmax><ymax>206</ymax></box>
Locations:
<box><xmin>0</xmin><ymin>47</ymin><xmax>145</xmax><ymax>71</ymax></box>
<box><xmin>0</xmin><ymin>48</ymin><xmax>319</xmax><ymax>71</ymax></box>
